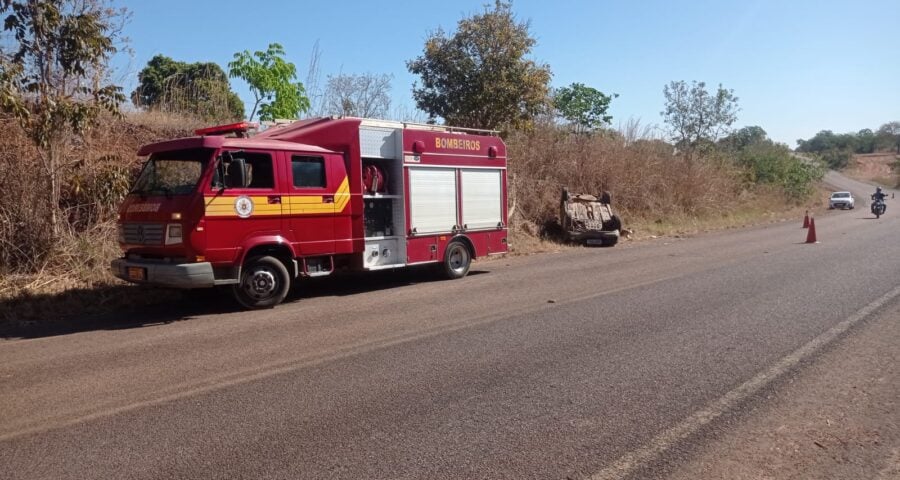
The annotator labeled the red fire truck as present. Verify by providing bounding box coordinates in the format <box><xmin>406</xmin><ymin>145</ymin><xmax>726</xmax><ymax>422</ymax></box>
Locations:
<box><xmin>111</xmin><ymin>117</ymin><xmax>508</xmax><ymax>308</ymax></box>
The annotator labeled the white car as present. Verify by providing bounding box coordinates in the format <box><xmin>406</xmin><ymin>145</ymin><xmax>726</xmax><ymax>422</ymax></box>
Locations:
<box><xmin>829</xmin><ymin>191</ymin><xmax>855</xmax><ymax>210</ymax></box>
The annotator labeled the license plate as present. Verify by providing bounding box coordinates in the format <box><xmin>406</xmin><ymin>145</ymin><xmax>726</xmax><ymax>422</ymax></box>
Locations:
<box><xmin>127</xmin><ymin>267</ymin><xmax>146</xmax><ymax>281</ymax></box>
<box><xmin>586</xmin><ymin>239</ymin><xmax>604</xmax><ymax>245</ymax></box>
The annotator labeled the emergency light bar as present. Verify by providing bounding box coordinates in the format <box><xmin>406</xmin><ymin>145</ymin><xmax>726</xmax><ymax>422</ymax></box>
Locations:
<box><xmin>194</xmin><ymin>122</ymin><xmax>257</xmax><ymax>137</ymax></box>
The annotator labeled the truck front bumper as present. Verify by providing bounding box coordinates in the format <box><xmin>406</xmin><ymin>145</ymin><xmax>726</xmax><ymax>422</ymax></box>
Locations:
<box><xmin>111</xmin><ymin>258</ymin><xmax>216</xmax><ymax>289</ymax></box>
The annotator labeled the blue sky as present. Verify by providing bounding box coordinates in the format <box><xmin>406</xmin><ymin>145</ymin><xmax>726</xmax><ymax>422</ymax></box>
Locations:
<box><xmin>116</xmin><ymin>0</ymin><xmax>899</xmax><ymax>146</ymax></box>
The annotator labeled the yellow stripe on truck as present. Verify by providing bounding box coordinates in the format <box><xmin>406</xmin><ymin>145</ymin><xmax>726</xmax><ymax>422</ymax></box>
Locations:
<box><xmin>334</xmin><ymin>177</ymin><xmax>350</xmax><ymax>212</ymax></box>
<box><xmin>203</xmin><ymin>176</ymin><xmax>352</xmax><ymax>217</ymax></box>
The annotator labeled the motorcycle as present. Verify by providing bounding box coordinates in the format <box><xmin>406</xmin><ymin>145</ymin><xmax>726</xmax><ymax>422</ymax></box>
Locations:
<box><xmin>871</xmin><ymin>197</ymin><xmax>886</xmax><ymax>218</ymax></box>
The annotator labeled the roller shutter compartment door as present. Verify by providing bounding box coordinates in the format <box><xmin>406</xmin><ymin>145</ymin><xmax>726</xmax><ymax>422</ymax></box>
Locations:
<box><xmin>408</xmin><ymin>168</ymin><xmax>457</xmax><ymax>234</ymax></box>
<box><xmin>461</xmin><ymin>169</ymin><xmax>502</xmax><ymax>229</ymax></box>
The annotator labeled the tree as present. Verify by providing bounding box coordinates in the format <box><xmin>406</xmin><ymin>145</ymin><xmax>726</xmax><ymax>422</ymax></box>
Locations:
<box><xmin>661</xmin><ymin>80</ymin><xmax>739</xmax><ymax>161</ymax></box>
<box><xmin>855</xmin><ymin>128</ymin><xmax>876</xmax><ymax>154</ymax></box>
<box><xmin>407</xmin><ymin>0</ymin><xmax>552</xmax><ymax>131</ymax></box>
<box><xmin>131</xmin><ymin>55</ymin><xmax>244</xmax><ymax>121</ymax></box>
<box><xmin>0</xmin><ymin>0</ymin><xmax>126</xmax><ymax>236</ymax></box>
<box><xmin>820</xmin><ymin>149</ymin><xmax>851</xmax><ymax>169</ymax></box>
<box><xmin>877</xmin><ymin>121</ymin><xmax>900</xmax><ymax>154</ymax></box>
<box><xmin>131</xmin><ymin>55</ymin><xmax>181</xmax><ymax>109</ymax></box>
<box><xmin>323</xmin><ymin>72</ymin><xmax>392</xmax><ymax>118</ymax></box>
<box><xmin>796</xmin><ymin>130</ymin><xmax>832</xmax><ymax>152</ymax></box>
<box><xmin>796</xmin><ymin>129</ymin><xmax>863</xmax><ymax>154</ymax></box>
<box><xmin>228</xmin><ymin>43</ymin><xmax>310</xmax><ymax>122</ymax></box>
<box><xmin>553</xmin><ymin>83</ymin><xmax>617</xmax><ymax>132</ymax></box>
<box><xmin>720</xmin><ymin>125</ymin><xmax>767</xmax><ymax>151</ymax></box>
<box><xmin>795</xmin><ymin>129</ymin><xmax>863</xmax><ymax>170</ymax></box>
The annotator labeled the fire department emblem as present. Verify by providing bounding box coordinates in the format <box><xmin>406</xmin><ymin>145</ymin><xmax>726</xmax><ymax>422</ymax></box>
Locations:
<box><xmin>234</xmin><ymin>196</ymin><xmax>254</xmax><ymax>218</ymax></box>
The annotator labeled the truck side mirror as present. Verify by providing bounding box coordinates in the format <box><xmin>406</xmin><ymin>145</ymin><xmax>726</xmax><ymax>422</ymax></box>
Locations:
<box><xmin>226</xmin><ymin>158</ymin><xmax>248</xmax><ymax>188</ymax></box>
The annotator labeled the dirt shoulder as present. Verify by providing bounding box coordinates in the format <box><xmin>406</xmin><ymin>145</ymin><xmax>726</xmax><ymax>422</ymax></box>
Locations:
<box><xmin>843</xmin><ymin>153</ymin><xmax>900</xmax><ymax>188</ymax></box>
<box><xmin>668</xmin><ymin>302</ymin><xmax>900</xmax><ymax>479</ymax></box>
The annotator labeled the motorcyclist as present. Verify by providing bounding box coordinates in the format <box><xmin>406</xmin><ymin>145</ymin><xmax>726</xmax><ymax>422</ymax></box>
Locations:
<box><xmin>872</xmin><ymin>187</ymin><xmax>888</xmax><ymax>213</ymax></box>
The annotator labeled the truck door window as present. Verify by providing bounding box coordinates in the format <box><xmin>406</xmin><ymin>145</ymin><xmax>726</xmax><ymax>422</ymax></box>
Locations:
<box><xmin>292</xmin><ymin>156</ymin><xmax>326</xmax><ymax>188</ymax></box>
<box><xmin>218</xmin><ymin>152</ymin><xmax>275</xmax><ymax>189</ymax></box>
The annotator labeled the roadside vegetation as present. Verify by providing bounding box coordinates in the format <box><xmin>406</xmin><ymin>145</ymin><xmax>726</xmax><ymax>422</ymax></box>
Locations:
<box><xmin>796</xmin><ymin>123</ymin><xmax>900</xmax><ymax>170</ymax></box>
<box><xmin>0</xmin><ymin>0</ymin><xmax>842</xmax><ymax>323</ymax></box>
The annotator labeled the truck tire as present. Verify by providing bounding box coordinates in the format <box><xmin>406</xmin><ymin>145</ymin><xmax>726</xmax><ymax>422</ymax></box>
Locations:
<box><xmin>232</xmin><ymin>255</ymin><xmax>290</xmax><ymax>309</ymax></box>
<box><xmin>441</xmin><ymin>241</ymin><xmax>471</xmax><ymax>279</ymax></box>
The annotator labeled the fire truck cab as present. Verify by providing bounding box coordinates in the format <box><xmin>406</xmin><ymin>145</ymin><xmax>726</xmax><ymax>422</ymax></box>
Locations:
<box><xmin>112</xmin><ymin>117</ymin><xmax>508</xmax><ymax>308</ymax></box>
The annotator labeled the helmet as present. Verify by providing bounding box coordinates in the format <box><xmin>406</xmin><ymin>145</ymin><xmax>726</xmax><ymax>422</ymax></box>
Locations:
<box><xmin>876</xmin><ymin>187</ymin><xmax>883</xmax><ymax>193</ymax></box>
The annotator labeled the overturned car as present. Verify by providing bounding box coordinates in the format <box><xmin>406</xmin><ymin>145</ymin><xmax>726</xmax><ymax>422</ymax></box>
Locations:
<box><xmin>560</xmin><ymin>188</ymin><xmax>622</xmax><ymax>246</ymax></box>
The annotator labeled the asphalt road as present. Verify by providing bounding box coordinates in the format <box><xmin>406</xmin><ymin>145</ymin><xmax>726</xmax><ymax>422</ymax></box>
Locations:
<box><xmin>1</xmin><ymin>174</ymin><xmax>897</xmax><ymax>479</ymax></box>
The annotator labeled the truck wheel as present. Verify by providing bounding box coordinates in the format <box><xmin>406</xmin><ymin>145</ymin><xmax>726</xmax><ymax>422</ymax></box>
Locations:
<box><xmin>441</xmin><ymin>241</ymin><xmax>471</xmax><ymax>279</ymax></box>
<box><xmin>232</xmin><ymin>255</ymin><xmax>290</xmax><ymax>309</ymax></box>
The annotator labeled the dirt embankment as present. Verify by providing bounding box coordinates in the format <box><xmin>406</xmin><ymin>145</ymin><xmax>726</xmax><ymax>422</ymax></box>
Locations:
<box><xmin>843</xmin><ymin>153</ymin><xmax>900</xmax><ymax>187</ymax></box>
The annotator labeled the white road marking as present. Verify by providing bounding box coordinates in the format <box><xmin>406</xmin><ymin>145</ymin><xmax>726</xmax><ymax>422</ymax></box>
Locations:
<box><xmin>589</xmin><ymin>284</ymin><xmax>900</xmax><ymax>480</ymax></box>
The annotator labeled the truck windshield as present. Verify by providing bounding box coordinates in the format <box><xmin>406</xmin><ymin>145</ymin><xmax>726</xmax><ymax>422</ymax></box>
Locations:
<box><xmin>131</xmin><ymin>148</ymin><xmax>210</xmax><ymax>196</ymax></box>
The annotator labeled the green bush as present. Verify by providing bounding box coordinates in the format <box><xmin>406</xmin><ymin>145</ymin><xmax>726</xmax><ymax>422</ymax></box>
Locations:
<box><xmin>737</xmin><ymin>142</ymin><xmax>823</xmax><ymax>199</ymax></box>
<box><xmin>819</xmin><ymin>149</ymin><xmax>852</xmax><ymax>169</ymax></box>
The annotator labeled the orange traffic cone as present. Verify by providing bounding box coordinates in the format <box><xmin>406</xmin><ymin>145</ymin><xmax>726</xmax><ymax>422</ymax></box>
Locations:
<box><xmin>805</xmin><ymin>217</ymin><xmax>817</xmax><ymax>244</ymax></box>
<box><xmin>802</xmin><ymin>211</ymin><xmax>810</xmax><ymax>228</ymax></box>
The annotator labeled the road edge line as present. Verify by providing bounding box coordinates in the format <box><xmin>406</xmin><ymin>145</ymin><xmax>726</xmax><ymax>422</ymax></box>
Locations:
<box><xmin>588</xmin><ymin>284</ymin><xmax>900</xmax><ymax>480</ymax></box>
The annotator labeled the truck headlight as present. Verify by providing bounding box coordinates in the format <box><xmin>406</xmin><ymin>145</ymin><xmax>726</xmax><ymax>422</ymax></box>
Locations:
<box><xmin>165</xmin><ymin>223</ymin><xmax>183</xmax><ymax>245</ymax></box>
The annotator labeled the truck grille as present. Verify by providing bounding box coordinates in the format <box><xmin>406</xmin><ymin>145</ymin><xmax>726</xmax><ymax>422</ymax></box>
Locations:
<box><xmin>121</xmin><ymin>223</ymin><xmax>164</xmax><ymax>245</ymax></box>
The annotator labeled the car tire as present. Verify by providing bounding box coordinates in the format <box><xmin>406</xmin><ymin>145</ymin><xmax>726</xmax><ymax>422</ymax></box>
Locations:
<box><xmin>605</xmin><ymin>214</ymin><xmax>622</xmax><ymax>232</ymax></box>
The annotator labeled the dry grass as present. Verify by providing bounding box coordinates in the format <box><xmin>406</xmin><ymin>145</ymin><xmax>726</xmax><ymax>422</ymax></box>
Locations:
<box><xmin>506</xmin><ymin>122</ymin><xmax>744</xmax><ymax>231</ymax></box>
<box><xmin>0</xmin><ymin>218</ymin><xmax>184</xmax><ymax>327</ymax></box>
<box><xmin>625</xmin><ymin>186</ymin><xmax>830</xmax><ymax>239</ymax></box>
<box><xmin>122</xmin><ymin>110</ymin><xmax>206</xmax><ymax>133</ymax></box>
<box><xmin>0</xmin><ymin>111</ymin><xmax>200</xmax><ymax>323</ymax></box>
<box><xmin>508</xmin><ymin>228</ymin><xmax>573</xmax><ymax>255</ymax></box>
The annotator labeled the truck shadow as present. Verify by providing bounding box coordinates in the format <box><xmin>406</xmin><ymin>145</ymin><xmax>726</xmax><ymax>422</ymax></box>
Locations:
<box><xmin>0</xmin><ymin>285</ymin><xmax>226</xmax><ymax>340</ymax></box>
<box><xmin>294</xmin><ymin>266</ymin><xmax>488</xmax><ymax>300</ymax></box>
<box><xmin>1</xmin><ymin>267</ymin><xmax>489</xmax><ymax>340</ymax></box>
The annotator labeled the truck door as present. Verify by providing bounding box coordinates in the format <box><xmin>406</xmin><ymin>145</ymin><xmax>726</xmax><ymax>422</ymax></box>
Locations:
<box><xmin>287</xmin><ymin>153</ymin><xmax>334</xmax><ymax>255</ymax></box>
<box><xmin>204</xmin><ymin>149</ymin><xmax>282</xmax><ymax>263</ymax></box>
<box><xmin>330</xmin><ymin>155</ymin><xmax>352</xmax><ymax>254</ymax></box>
